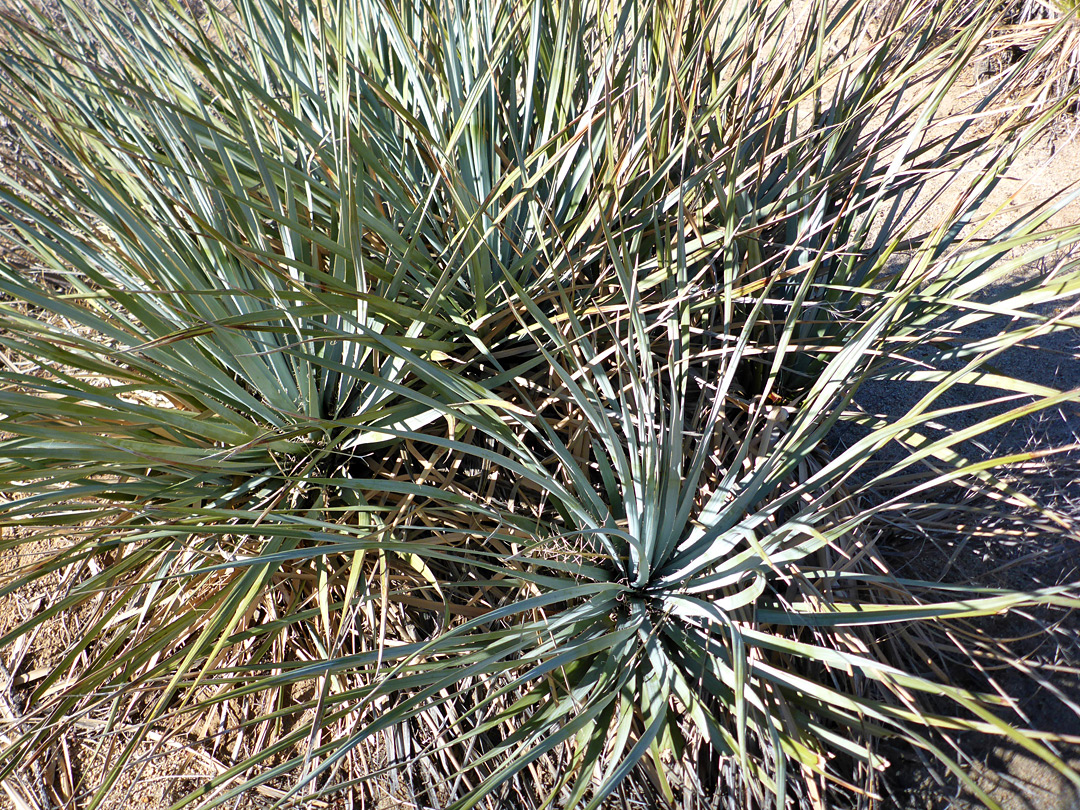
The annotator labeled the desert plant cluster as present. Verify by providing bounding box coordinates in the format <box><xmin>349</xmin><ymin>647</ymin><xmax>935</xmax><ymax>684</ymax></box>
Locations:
<box><xmin>0</xmin><ymin>0</ymin><xmax>1078</xmax><ymax>808</ymax></box>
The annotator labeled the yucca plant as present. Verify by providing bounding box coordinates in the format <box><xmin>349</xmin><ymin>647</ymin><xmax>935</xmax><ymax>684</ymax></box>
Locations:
<box><xmin>0</xmin><ymin>0</ymin><xmax>1079</xmax><ymax>808</ymax></box>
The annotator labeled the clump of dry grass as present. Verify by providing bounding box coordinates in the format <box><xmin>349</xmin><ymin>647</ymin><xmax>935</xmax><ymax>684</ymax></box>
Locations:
<box><xmin>973</xmin><ymin>0</ymin><xmax>1080</xmax><ymax>112</ymax></box>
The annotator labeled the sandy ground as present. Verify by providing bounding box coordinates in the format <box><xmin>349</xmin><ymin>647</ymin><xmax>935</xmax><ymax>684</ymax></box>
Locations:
<box><xmin>840</xmin><ymin>58</ymin><xmax>1080</xmax><ymax>810</ymax></box>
